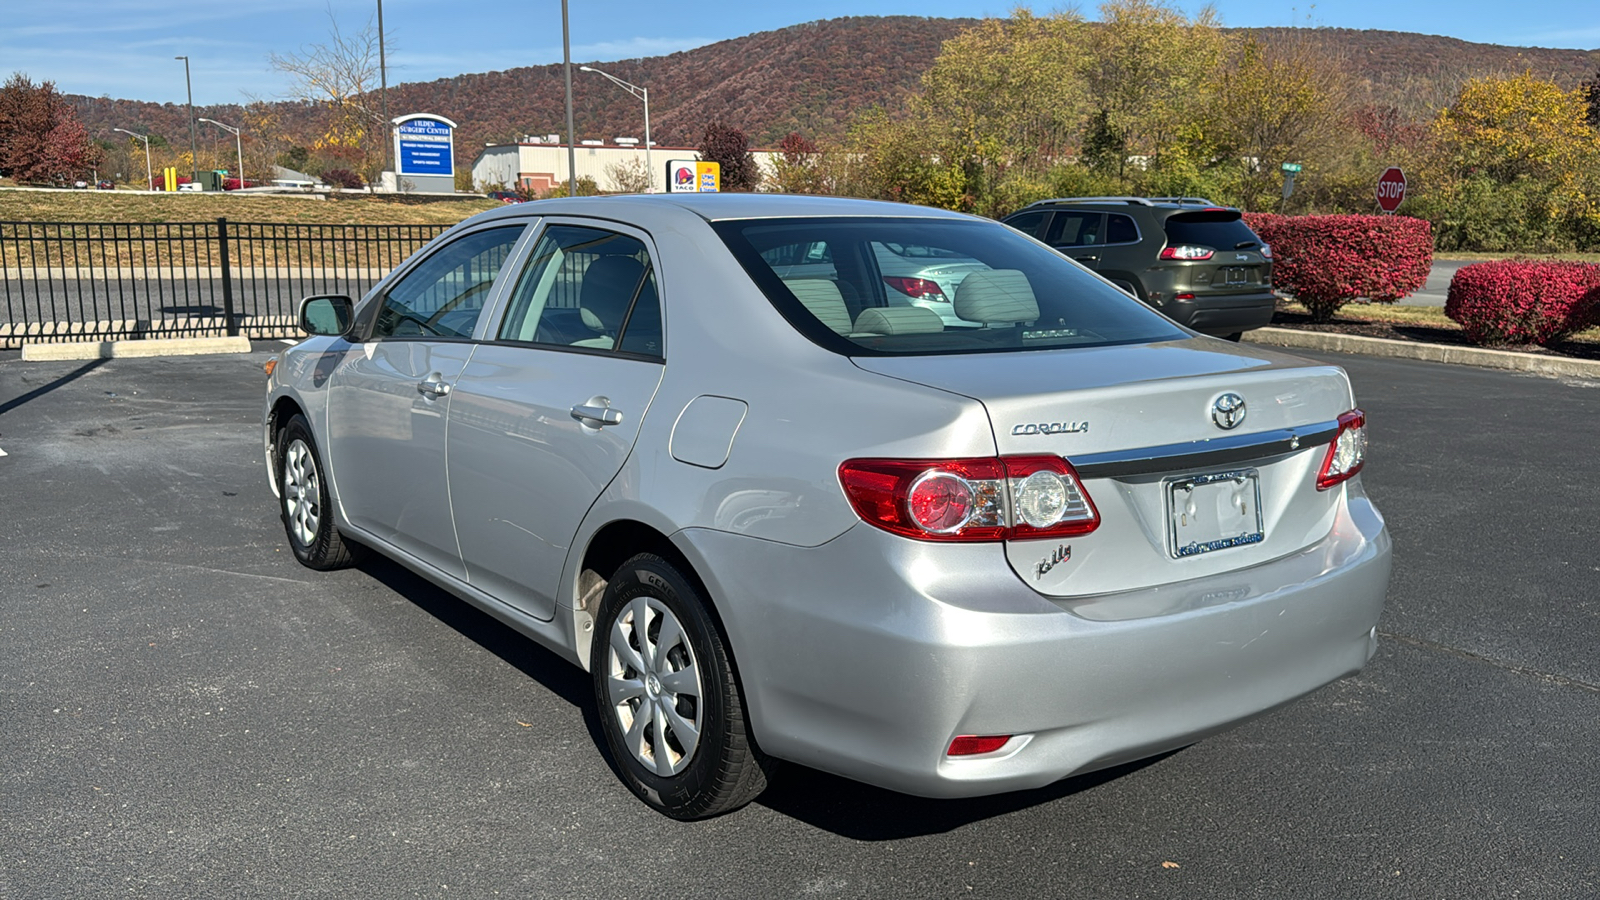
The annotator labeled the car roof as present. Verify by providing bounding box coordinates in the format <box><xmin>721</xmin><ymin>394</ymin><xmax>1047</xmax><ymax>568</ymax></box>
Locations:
<box><xmin>1013</xmin><ymin>197</ymin><xmax>1238</xmax><ymax>214</ymax></box>
<box><xmin>463</xmin><ymin>193</ymin><xmax>981</xmax><ymax>227</ymax></box>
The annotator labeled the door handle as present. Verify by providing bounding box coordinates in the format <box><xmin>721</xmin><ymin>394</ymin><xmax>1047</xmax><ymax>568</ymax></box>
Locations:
<box><xmin>416</xmin><ymin>377</ymin><xmax>452</xmax><ymax>397</ymax></box>
<box><xmin>571</xmin><ymin>403</ymin><xmax>624</xmax><ymax>427</ymax></box>
<box><xmin>1073</xmin><ymin>255</ymin><xmax>1099</xmax><ymax>263</ymax></box>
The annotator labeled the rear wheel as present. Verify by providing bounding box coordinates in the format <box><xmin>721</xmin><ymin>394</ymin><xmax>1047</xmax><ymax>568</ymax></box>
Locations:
<box><xmin>592</xmin><ymin>553</ymin><xmax>775</xmax><ymax>819</ymax></box>
<box><xmin>276</xmin><ymin>414</ymin><xmax>359</xmax><ymax>570</ymax></box>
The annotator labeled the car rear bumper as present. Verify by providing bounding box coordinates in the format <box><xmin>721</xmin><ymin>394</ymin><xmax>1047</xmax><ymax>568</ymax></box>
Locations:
<box><xmin>675</xmin><ymin>483</ymin><xmax>1390</xmax><ymax>799</ymax></box>
<box><xmin>1165</xmin><ymin>291</ymin><xmax>1277</xmax><ymax>335</ymax></box>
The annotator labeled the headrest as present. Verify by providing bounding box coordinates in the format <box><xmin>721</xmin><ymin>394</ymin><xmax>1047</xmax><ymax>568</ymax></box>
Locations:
<box><xmin>785</xmin><ymin>279</ymin><xmax>853</xmax><ymax>335</ymax></box>
<box><xmin>953</xmin><ymin>269</ymin><xmax>1039</xmax><ymax>324</ymax></box>
<box><xmin>580</xmin><ymin>256</ymin><xmax>646</xmax><ymax>333</ymax></box>
<box><xmin>853</xmin><ymin>306</ymin><xmax>945</xmax><ymax>335</ymax></box>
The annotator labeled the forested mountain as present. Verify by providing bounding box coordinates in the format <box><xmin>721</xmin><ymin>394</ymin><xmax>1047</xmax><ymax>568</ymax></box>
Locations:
<box><xmin>66</xmin><ymin>16</ymin><xmax>1600</xmax><ymax>168</ymax></box>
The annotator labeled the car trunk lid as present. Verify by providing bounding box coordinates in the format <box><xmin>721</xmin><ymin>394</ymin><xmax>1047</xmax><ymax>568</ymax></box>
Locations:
<box><xmin>851</xmin><ymin>338</ymin><xmax>1355</xmax><ymax>597</ymax></box>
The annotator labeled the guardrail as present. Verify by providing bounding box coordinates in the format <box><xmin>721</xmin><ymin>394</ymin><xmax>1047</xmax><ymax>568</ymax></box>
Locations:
<box><xmin>0</xmin><ymin>219</ymin><xmax>447</xmax><ymax>348</ymax></box>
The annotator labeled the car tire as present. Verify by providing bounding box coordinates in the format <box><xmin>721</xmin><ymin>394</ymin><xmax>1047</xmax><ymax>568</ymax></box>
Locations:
<box><xmin>592</xmin><ymin>553</ymin><xmax>775</xmax><ymax>819</ymax></box>
<box><xmin>276</xmin><ymin>414</ymin><xmax>359</xmax><ymax>570</ymax></box>
<box><xmin>1223</xmin><ymin>332</ymin><xmax>1244</xmax><ymax>342</ymax></box>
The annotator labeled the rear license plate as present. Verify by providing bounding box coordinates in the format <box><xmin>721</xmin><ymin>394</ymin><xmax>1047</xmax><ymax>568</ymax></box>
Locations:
<box><xmin>1166</xmin><ymin>469</ymin><xmax>1264</xmax><ymax>558</ymax></box>
<box><xmin>1225</xmin><ymin>267</ymin><xmax>1248</xmax><ymax>284</ymax></box>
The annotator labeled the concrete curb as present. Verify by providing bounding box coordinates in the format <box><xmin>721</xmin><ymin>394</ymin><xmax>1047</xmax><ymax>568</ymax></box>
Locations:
<box><xmin>1242</xmin><ymin>327</ymin><xmax>1600</xmax><ymax>380</ymax></box>
<box><xmin>20</xmin><ymin>336</ymin><xmax>254</xmax><ymax>361</ymax></box>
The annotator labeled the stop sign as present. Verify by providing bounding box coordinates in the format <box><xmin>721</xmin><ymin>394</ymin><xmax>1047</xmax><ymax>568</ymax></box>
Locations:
<box><xmin>1376</xmin><ymin>167</ymin><xmax>1407</xmax><ymax>213</ymax></box>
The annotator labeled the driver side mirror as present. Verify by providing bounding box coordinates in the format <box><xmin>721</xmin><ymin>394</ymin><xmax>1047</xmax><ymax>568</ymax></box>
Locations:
<box><xmin>298</xmin><ymin>294</ymin><xmax>354</xmax><ymax>336</ymax></box>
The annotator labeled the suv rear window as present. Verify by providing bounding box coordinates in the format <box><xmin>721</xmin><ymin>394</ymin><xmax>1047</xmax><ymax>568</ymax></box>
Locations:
<box><xmin>1162</xmin><ymin>211</ymin><xmax>1262</xmax><ymax>250</ymax></box>
<box><xmin>714</xmin><ymin>217</ymin><xmax>1186</xmax><ymax>356</ymax></box>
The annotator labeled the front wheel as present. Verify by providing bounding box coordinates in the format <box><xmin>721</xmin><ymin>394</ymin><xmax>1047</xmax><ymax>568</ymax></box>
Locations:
<box><xmin>592</xmin><ymin>554</ymin><xmax>775</xmax><ymax>819</ymax></box>
<box><xmin>276</xmin><ymin>414</ymin><xmax>359</xmax><ymax>570</ymax></box>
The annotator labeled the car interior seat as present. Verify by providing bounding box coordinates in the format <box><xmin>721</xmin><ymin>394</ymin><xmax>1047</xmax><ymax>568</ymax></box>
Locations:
<box><xmin>953</xmin><ymin>269</ymin><xmax>1039</xmax><ymax>326</ymax></box>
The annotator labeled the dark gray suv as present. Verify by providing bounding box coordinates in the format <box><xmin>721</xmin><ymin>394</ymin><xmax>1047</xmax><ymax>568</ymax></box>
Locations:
<box><xmin>1002</xmin><ymin>197</ymin><xmax>1276</xmax><ymax>338</ymax></box>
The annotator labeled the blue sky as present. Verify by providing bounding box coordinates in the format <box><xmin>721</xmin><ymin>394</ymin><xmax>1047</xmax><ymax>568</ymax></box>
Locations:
<box><xmin>7</xmin><ymin>0</ymin><xmax>1597</xmax><ymax>107</ymax></box>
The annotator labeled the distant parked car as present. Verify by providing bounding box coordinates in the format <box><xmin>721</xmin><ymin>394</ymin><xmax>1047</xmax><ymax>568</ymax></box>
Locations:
<box><xmin>177</xmin><ymin>182</ymin><xmax>203</xmax><ymax>192</ymax></box>
<box><xmin>97</xmin><ymin>180</ymin><xmax>115</xmax><ymax>190</ymax></box>
<box><xmin>266</xmin><ymin>194</ymin><xmax>1389</xmax><ymax>820</ymax></box>
<box><xmin>1003</xmin><ymin>197</ymin><xmax>1277</xmax><ymax>339</ymax></box>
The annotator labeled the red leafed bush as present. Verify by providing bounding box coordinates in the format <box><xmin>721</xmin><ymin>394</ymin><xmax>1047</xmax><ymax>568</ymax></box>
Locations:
<box><xmin>1242</xmin><ymin>213</ymin><xmax>1433</xmax><ymax>322</ymax></box>
<box><xmin>1445</xmin><ymin>260</ymin><xmax>1600</xmax><ymax>346</ymax></box>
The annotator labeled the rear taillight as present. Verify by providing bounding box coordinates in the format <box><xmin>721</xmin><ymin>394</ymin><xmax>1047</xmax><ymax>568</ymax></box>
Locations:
<box><xmin>1159</xmin><ymin>245</ymin><xmax>1214</xmax><ymax>261</ymax></box>
<box><xmin>1260</xmin><ymin>243</ymin><xmax>1273</xmax><ymax>260</ymax></box>
<box><xmin>1316</xmin><ymin>409</ymin><xmax>1367</xmax><ymax>490</ymax></box>
<box><xmin>838</xmin><ymin>456</ymin><xmax>1099</xmax><ymax>542</ymax></box>
<box><xmin>882</xmin><ymin>276</ymin><xmax>947</xmax><ymax>300</ymax></box>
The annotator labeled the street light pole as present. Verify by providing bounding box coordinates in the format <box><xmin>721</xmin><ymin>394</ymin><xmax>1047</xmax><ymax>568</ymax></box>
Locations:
<box><xmin>175</xmin><ymin>56</ymin><xmax>198</xmax><ymax>184</ymax></box>
<box><xmin>377</xmin><ymin>0</ymin><xmax>390</xmax><ymax>175</ymax></box>
<box><xmin>579</xmin><ymin>66</ymin><xmax>652</xmax><ymax>193</ymax></box>
<box><xmin>561</xmin><ymin>0</ymin><xmax>577</xmax><ymax>196</ymax></box>
<box><xmin>114</xmin><ymin>128</ymin><xmax>153</xmax><ymax>191</ymax></box>
<box><xmin>199</xmin><ymin>118</ymin><xmax>244</xmax><ymax>191</ymax></box>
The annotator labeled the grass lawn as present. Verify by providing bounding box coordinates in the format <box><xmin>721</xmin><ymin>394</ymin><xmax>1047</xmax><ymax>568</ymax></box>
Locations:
<box><xmin>1437</xmin><ymin>250</ymin><xmax>1600</xmax><ymax>264</ymax></box>
<box><xmin>1276</xmin><ymin>299</ymin><xmax>1600</xmax><ymax>345</ymax></box>
<box><xmin>0</xmin><ymin>187</ymin><xmax>500</xmax><ymax>225</ymax></box>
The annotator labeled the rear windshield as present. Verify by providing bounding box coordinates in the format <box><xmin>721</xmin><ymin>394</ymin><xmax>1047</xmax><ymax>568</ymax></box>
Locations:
<box><xmin>713</xmin><ymin>217</ymin><xmax>1186</xmax><ymax>355</ymax></box>
<box><xmin>1163</xmin><ymin>211</ymin><xmax>1262</xmax><ymax>250</ymax></box>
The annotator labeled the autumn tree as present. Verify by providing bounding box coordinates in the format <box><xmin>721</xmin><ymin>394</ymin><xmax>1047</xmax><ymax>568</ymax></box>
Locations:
<box><xmin>697</xmin><ymin>121</ymin><xmax>760</xmax><ymax>192</ymax></box>
<box><xmin>769</xmin><ymin>131</ymin><xmax>829</xmax><ymax>194</ymax></box>
<box><xmin>1203</xmin><ymin>32</ymin><xmax>1354</xmax><ymax>210</ymax></box>
<box><xmin>1085</xmin><ymin>0</ymin><xmax>1226</xmax><ymax>179</ymax></box>
<box><xmin>604</xmin><ymin>156</ymin><xmax>653</xmax><ymax>193</ymax></box>
<box><xmin>1422</xmin><ymin>73</ymin><xmax>1600</xmax><ymax>250</ymax></box>
<box><xmin>1581</xmin><ymin>68</ymin><xmax>1600</xmax><ymax>130</ymax></box>
<box><xmin>269</xmin><ymin>11</ymin><xmax>390</xmax><ymax>187</ymax></box>
<box><xmin>918</xmin><ymin>9</ymin><xmax>1091</xmax><ymax>173</ymax></box>
<box><xmin>0</xmin><ymin>73</ymin><xmax>101</xmax><ymax>184</ymax></box>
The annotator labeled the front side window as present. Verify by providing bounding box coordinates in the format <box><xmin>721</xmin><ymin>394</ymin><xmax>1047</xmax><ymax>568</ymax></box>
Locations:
<box><xmin>497</xmin><ymin>225</ymin><xmax>662</xmax><ymax>357</ymax></box>
<box><xmin>373</xmin><ymin>226</ymin><xmax>524</xmax><ymax>339</ymax></box>
<box><xmin>715</xmin><ymin>217</ymin><xmax>1186</xmax><ymax>356</ymax></box>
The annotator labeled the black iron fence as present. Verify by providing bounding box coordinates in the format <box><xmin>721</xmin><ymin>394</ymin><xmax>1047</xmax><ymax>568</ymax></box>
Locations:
<box><xmin>0</xmin><ymin>219</ymin><xmax>448</xmax><ymax>348</ymax></box>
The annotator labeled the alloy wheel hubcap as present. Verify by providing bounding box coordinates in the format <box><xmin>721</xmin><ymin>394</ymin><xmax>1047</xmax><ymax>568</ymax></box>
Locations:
<box><xmin>606</xmin><ymin>595</ymin><xmax>703</xmax><ymax>777</ymax></box>
<box><xmin>283</xmin><ymin>439</ymin><xmax>320</xmax><ymax>546</ymax></box>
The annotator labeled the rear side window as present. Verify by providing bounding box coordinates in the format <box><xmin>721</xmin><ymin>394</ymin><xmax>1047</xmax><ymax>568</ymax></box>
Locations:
<box><xmin>1003</xmin><ymin>211</ymin><xmax>1048</xmax><ymax>238</ymax></box>
<box><xmin>1106</xmin><ymin>214</ymin><xmax>1139</xmax><ymax>244</ymax></box>
<box><xmin>1163</xmin><ymin>211</ymin><xmax>1261</xmax><ymax>250</ymax></box>
<box><xmin>497</xmin><ymin>225</ymin><xmax>662</xmax><ymax>357</ymax></box>
<box><xmin>714</xmin><ymin>217</ymin><xmax>1186</xmax><ymax>356</ymax></box>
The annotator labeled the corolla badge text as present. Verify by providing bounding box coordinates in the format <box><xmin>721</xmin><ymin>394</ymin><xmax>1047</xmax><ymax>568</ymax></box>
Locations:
<box><xmin>1011</xmin><ymin>421</ymin><xmax>1089</xmax><ymax>436</ymax></box>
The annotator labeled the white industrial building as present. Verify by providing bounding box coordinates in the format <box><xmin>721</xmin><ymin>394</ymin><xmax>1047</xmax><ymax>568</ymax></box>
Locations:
<box><xmin>470</xmin><ymin>136</ymin><xmax>779</xmax><ymax>194</ymax></box>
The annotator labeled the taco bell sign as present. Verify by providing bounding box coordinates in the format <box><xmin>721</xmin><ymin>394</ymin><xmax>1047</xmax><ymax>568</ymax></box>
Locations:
<box><xmin>392</xmin><ymin>114</ymin><xmax>457</xmax><ymax>191</ymax></box>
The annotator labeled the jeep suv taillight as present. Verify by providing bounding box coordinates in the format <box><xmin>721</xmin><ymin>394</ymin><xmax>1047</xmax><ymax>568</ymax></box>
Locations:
<box><xmin>1159</xmin><ymin>245</ymin><xmax>1214</xmax><ymax>261</ymax></box>
<box><xmin>1316</xmin><ymin>409</ymin><xmax>1367</xmax><ymax>490</ymax></box>
<box><xmin>838</xmin><ymin>456</ymin><xmax>1099</xmax><ymax>542</ymax></box>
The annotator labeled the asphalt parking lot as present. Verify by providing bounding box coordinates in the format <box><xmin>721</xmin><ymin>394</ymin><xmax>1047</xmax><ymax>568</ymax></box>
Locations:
<box><xmin>1</xmin><ymin>345</ymin><xmax>1596</xmax><ymax>899</ymax></box>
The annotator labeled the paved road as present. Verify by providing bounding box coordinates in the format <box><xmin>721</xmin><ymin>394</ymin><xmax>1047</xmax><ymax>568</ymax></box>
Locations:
<box><xmin>1395</xmin><ymin>259</ymin><xmax>1471</xmax><ymax>307</ymax></box>
<box><xmin>0</xmin><ymin>348</ymin><xmax>1595</xmax><ymax>898</ymax></box>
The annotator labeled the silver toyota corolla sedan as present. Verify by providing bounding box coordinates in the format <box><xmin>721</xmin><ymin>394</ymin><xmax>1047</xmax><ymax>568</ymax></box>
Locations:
<box><xmin>264</xmin><ymin>194</ymin><xmax>1391</xmax><ymax>819</ymax></box>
